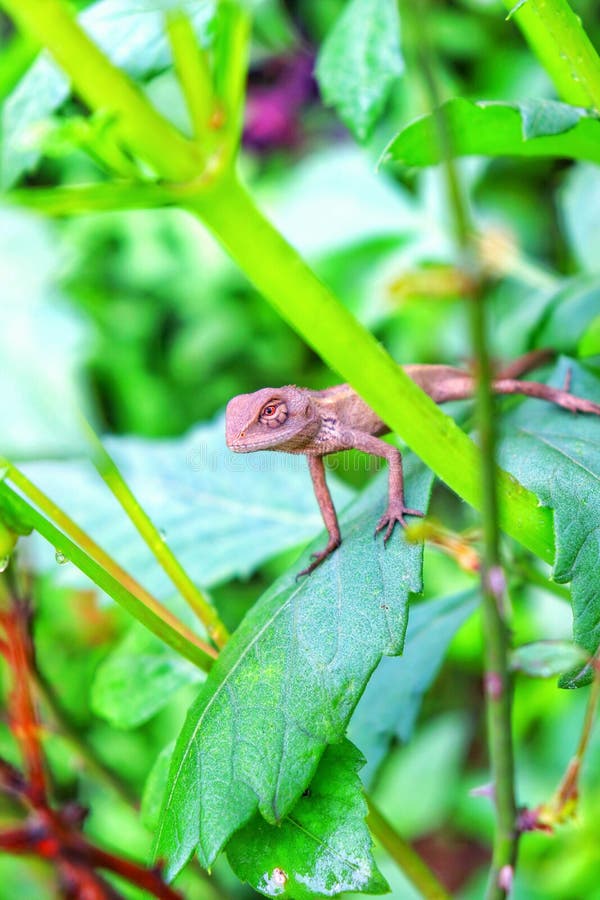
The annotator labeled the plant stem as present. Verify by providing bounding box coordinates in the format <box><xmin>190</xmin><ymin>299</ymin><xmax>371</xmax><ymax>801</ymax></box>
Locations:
<box><xmin>366</xmin><ymin>798</ymin><xmax>451</xmax><ymax>900</ymax></box>
<box><xmin>0</xmin><ymin>472</ymin><xmax>215</xmax><ymax>670</ymax></box>
<box><xmin>0</xmin><ymin>29</ymin><xmax>38</xmax><ymax>101</ymax></box>
<box><xmin>503</xmin><ymin>0</ymin><xmax>600</xmax><ymax>111</ymax></box>
<box><xmin>0</xmin><ymin>0</ymin><xmax>203</xmax><ymax>179</ymax></box>
<box><xmin>81</xmin><ymin>419</ymin><xmax>228</xmax><ymax>648</ymax></box>
<box><xmin>187</xmin><ymin>175</ymin><xmax>554</xmax><ymax>565</ymax></box>
<box><xmin>166</xmin><ymin>9</ymin><xmax>214</xmax><ymax>146</ymax></box>
<box><xmin>401</xmin><ymin>0</ymin><xmax>518</xmax><ymax>894</ymax></box>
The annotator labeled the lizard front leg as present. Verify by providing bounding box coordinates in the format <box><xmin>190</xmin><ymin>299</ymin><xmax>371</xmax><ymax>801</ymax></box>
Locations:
<box><xmin>298</xmin><ymin>455</ymin><xmax>341</xmax><ymax>577</ymax></box>
<box><xmin>347</xmin><ymin>431</ymin><xmax>424</xmax><ymax>542</ymax></box>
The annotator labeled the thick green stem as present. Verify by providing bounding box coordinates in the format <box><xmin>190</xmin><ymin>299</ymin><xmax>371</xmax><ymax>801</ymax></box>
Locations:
<box><xmin>503</xmin><ymin>0</ymin><xmax>600</xmax><ymax>110</ymax></box>
<box><xmin>366</xmin><ymin>798</ymin><xmax>451</xmax><ymax>900</ymax></box>
<box><xmin>0</xmin><ymin>467</ymin><xmax>216</xmax><ymax>670</ymax></box>
<box><xmin>0</xmin><ymin>0</ymin><xmax>203</xmax><ymax>179</ymax></box>
<box><xmin>81</xmin><ymin>420</ymin><xmax>228</xmax><ymax>648</ymax></box>
<box><xmin>187</xmin><ymin>175</ymin><xmax>554</xmax><ymax>564</ymax></box>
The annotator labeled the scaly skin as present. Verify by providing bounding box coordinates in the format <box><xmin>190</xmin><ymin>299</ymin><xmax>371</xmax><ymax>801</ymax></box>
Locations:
<box><xmin>225</xmin><ymin>351</ymin><xmax>600</xmax><ymax>575</ymax></box>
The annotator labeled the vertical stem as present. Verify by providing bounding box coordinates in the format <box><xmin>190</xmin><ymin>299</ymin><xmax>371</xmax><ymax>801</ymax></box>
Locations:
<box><xmin>366</xmin><ymin>798</ymin><xmax>451</xmax><ymax>900</ymax></box>
<box><xmin>400</xmin><ymin>1</ymin><xmax>518</xmax><ymax>895</ymax></box>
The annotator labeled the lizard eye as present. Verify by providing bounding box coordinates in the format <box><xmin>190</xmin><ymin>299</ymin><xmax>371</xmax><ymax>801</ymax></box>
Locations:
<box><xmin>259</xmin><ymin>401</ymin><xmax>288</xmax><ymax>427</ymax></box>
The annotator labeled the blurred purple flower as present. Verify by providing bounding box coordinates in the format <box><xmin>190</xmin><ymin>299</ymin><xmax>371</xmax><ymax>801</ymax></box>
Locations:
<box><xmin>243</xmin><ymin>53</ymin><xmax>316</xmax><ymax>152</ymax></box>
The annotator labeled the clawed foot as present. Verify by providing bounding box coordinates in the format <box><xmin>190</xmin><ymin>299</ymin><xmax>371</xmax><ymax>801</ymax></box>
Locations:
<box><xmin>374</xmin><ymin>503</ymin><xmax>424</xmax><ymax>543</ymax></box>
<box><xmin>297</xmin><ymin>538</ymin><xmax>341</xmax><ymax>578</ymax></box>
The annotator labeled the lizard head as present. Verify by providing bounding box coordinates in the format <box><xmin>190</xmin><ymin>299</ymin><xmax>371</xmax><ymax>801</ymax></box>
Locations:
<box><xmin>226</xmin><ymin>386</ymin><xmax>320</xmax><ymax>453</ymax></box>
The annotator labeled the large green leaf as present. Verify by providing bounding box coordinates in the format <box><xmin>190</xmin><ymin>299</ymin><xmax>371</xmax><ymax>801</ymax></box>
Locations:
<box><xmin>349</xmin><ymin>589</ymin><xmax>478</xmax><ymax>784</ymax></box>
<box><xmin>315</xmin><ymin>0</ymin><xmax>404</xmax><ymax>141</ymax></box>
<box><xmin>382</xmin><ymin>98</ymin><xmax>600</xmax><ymax>168</ymax></box>
<box><xmin>24</xmin><ymin>415</ymin><xmax>354</xmax><ymax>592</ymax></box>
<box><xmin>227</xmin><ymin>740</ymin><xmax>388</xmax><ymax>899</ymax></box>
<box><xmin>497</xmin><ymin>359</ymin><xmax>600</xmax><ymax>659</ymax></box>
<box><xmin>154</xmin><ymin>460</ymin><xmax>432</xmax><ymax>878</ymax></box>
<box><xmin>1</xmin><ymin>0</ymin><xmax>217</xmax><ymax>187</ymax></box>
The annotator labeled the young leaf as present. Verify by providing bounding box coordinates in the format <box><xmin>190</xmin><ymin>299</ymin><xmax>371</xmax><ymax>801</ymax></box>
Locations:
<box><xmin>154</xmin><ymin>460</ymin><xmax>433</xmax><ymax>878</ymax></box>
<box><xmin>227</xmin><ymin>740</ymin><xmax>389</xmax><ymax>900</ymax></box>
<box><xmin>382</xmin><ymin>98</ymin><xmax>600</xmax><ymax>168</ymax></box>
<box><xmin>349</xmin><ymin>589</ymin><xmax>478</xmax><ymax>784</ymax></box>
<box><xmin>91</xmin><ymin>623</ymin><xmax>204</xmax><ymax>728</ymax></box>
<box><xmin>316</xmin><ymin>0</ymin><xmax>404</xmax><ymax>141</ymax></box>
<box><xmin>510</xmin><ymin>641</ymin><xmax>589</xmax><ymax>678</ymax></box>
<box><xmin>496</xmin><ymin>359</ymin><xmax>600</xmax><ymax>659</ymax></box>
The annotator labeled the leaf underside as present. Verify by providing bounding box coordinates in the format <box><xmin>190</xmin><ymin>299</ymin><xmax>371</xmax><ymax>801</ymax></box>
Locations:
<box><xmin>349</xmin><ymin>588</ymin><xmax>478</xmax><ymax>785</ymax></box>
<box><xmin>227</xmin><ymin>739</ymin><xmax>389</xmax><ymax>900</ymax></box>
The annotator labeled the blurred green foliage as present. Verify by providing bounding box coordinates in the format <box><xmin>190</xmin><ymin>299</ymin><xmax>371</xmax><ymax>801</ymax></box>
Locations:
<box><xmin>1</xmin><ymin>0</ymin><xmax>600</xmax><ymax>897</ymax></box>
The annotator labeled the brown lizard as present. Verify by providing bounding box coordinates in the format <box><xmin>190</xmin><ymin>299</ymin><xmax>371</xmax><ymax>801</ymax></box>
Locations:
<box><xmin>225</xmin><ymin>351</ymin><xmax>600</xmax><ymax>576</ymax></box>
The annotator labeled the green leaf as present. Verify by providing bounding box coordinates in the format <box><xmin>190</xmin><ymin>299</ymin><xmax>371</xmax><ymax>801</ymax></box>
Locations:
<box><xmin>497</xmin><ymin>359</ymin><xmax>600</xmax><ymax>658</ymax></box>
<box><xmin>534</xmin><ymin>276</ymin><xmax>600</xmax><ymax>352</ymax></box>
<box><xmin>579</xmin><ymin>316</ymin><xmax>600</xmax><ymax>357</ymax></box>
<box><xmin>1</xmin><ymin>0</ymin><xmax>217</xmax><ymax>187</ymax></box>
<box><xmin>382</xmin><ymin>98</ymin><xmax>600</xmax><ymax>168</ymax></box>
<box><xmin>24</xmin><ymin>415</ymin><xmax>354</xmax><ymax>592</ymax></box>
<box><xmin>510</xmin><ymin>640</ymin><xmax>589</xmax><ymax>678</ymax></box>
<box><xmin>559</xmin><ymin>163</ymin><xmax>600</xmax><ymax>273</ymax></box>
<box><xmin>0</xmin><ymin>206</ymin><xmax>89</xmax><ymax>457</ymax></box>
<box><xmin>142</xmin><ymin>740</ymin><xmax>176</xmax><ymax>832</ymax></box>
<box><xmin>91</xmin><ymin>623</ymin><xmax>204</xmax><ymax>728</ymax></box>
<box><xmin>154</xmin><ymin>460</ymin><xmax>432</xmax><ymax>878</ymax></box>
<box><xmin>315</xmin><ymin>0</ymin><xmax>404</xmax><ymax>141</ymax></box>
<box><xmin>535</xmin><ymin>275</ymin><xmax>600</xmax><ymax>353</ymax></box>
<box><xmin>227</xmin><ymin>740</ymin><xmax>389</xmax><ymax>900</ymax></box>
<box><xmin>349</xmin><ymin>589</ymin><xmax>478</xmax><ymax>784</ymax></box>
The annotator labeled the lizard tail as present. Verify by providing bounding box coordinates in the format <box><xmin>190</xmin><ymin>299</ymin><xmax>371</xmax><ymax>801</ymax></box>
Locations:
<box><xmin>491</xmin><ymin>378</ymin><xmax>600</xmax><ymax>416</ymax></box>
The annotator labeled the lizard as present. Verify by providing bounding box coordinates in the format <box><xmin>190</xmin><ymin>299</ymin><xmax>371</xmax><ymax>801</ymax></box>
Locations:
<box><xmin>225</xmin><ymin>350</ymin><xmax>600</xmax><ymax>576</ymax></box>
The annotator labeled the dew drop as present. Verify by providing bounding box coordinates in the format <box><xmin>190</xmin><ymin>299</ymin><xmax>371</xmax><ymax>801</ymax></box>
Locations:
<box><xmin>159</xmin><ymin>529</ymin><xmax>167</xmax><ymax>541</ymax></box>
<box><xmin>0</xmin><ymin>556</ymin><xmax>9</xmax><ymax>573</ymax></box>
<box><xmin>55</xmin><ymin>549</ymin><xmax>68</xmax><ymax>565</ymax></box>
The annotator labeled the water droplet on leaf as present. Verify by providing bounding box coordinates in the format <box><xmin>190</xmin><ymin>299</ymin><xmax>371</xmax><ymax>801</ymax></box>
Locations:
<box><xmin>55</xmin><ymin>550</ymin><xmax>68</xmax><ymax>565</ymax></box>
<box><xmin>0</xmin><ymin>556</ymin><xmax>9</xmax><ymax>573</ymax></box>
